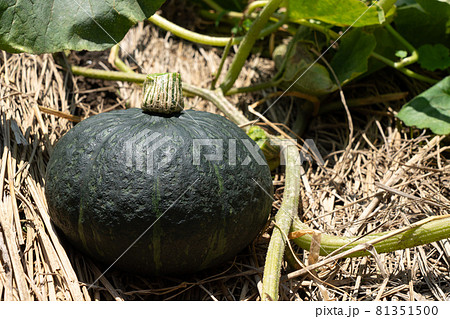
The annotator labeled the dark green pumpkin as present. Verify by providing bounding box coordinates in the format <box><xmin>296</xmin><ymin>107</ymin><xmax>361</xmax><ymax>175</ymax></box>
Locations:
<box><xmin>45</xmin><ymin>108</ymin><xmax>273</xmax><ymax>275</ymax></box>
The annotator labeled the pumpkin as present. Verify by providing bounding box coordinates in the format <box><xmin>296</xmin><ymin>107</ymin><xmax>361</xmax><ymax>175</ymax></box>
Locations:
<box><xmin>45</xmin><ymin>73</ymin><xmax>273</xmax><ymax>275</ymax></box>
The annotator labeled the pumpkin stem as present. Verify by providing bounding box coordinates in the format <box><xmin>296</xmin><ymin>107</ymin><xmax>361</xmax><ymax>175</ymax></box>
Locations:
<box><xmin>142</xmin><ymin>73</ymin><xmax>184</xmax><ymax>114</ymax></box>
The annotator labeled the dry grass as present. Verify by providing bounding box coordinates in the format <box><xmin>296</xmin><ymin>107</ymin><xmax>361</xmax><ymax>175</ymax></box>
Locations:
<box><xmin>0</xmin><ymin>20</ymin><xmax>449</xmax><ymax>300</ymax></box>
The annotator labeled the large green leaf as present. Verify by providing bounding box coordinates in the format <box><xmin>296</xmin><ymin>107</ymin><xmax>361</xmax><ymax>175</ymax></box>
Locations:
<box><xmin>288</xmin><ymin>0</ymin><xmax>384</xmax><ymax>27</ymax></box>
<box><xmin>397</xmin><ymin>76</ymin><xmax>450</xmax><ymax>135</ymax></box>
<box><xmin>0</xmin><ymin>0</ymin><xmax>165</xmax><ymax>54</ymax></box>
<box><xmin>395</xmin><ymin>0</ymin><xmax>450</xmax><ymax>47</ymax></box>
<box><xmin>330</xmin><ymin>29</ymin><xmax>377</xmax><ymax>84</ymax></box>
<box><xmin>417</xmin><ymin>44</ymin><xmax>450</xmax><ymax>71</ymax></box>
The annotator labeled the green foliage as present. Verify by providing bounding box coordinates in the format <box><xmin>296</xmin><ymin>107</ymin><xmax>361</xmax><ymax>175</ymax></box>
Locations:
<box><xmin>416</xmin><ymin>0</ymin><xmax>450</xmax><ymax>17</ymax></box>
<box><xmin>330</xmin><ymin>29</ymin><xmax>377</xmax><ymax>84</ymax></box>
<box><xmin>397</xmin><ymin>77</ymin><xmax>450</xmax><ymax>135</ymax></box>
<box><xmin>417</xmin><ymin>44</ymin><xmax>450</xmax><ymax>71</ymax></box>
<box><xmin>0</xmin><ymin>0</ymin><xmax>165</xmax><ymax>53</ymax></box>
<box><xmin>395</xmin><ymin>0</ymin><xmax>450</xmax><ymax>47</ymax></box>
<box><xmin>282</xmin><ymin>0</ymin><xmax>448</xmax><ymax>133</ymax></box>
<box><xmin>2</xmin><ymin>0</ymin><xmax>447</xmax><ymax>136</ymax></box>
<box><xmin>288</xmin><ymin>0</ymin><xmax>385</xmax><ymax>27</ymax></box>
<box><xmin>273</xmin><ymin>42</ymin><xmax>337</xmax><ymax>96</ymax></box>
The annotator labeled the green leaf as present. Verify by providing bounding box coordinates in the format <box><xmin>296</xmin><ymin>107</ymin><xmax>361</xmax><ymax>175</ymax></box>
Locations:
<box><xmin>288</xmin><ymin>0</ymin><xmax>383</xmax><ymax>27</ymax></box>
<box><xmin>330</xmin><ymin>29</ymin><xmax>377</xmax><ymax>84</ymax></box>
<box><xmin>397</xmin><ymin>76</ymin><xmax>450</xmax><ymax>135</ymax></box>
<box><xmin>395</xmin><ymin>50</ymin><xmax>408</xmax><ymax>58</ymax></box>
<box><xmin>418</xmin><ymin>44</ymin><xmax>450</xmax><ymax>71</ymax></box>
<box><xmin>416</xmin><ymin>0</ymin><xmax>450</xmax><ymax>16</ymax></box>
<box><xmin>0</xmin><ymin>0</ymin><xmax>165</xmax><ymax>54</ymax></box>
<box><xmin>273</xmin><ymin>42</ymin><xmax>337</xmax><ymax>96</ymax></box>
<box><xmin>395</xmin><ymin>1</ymin><xmax>450</xmax><ymax>47</ymax></box>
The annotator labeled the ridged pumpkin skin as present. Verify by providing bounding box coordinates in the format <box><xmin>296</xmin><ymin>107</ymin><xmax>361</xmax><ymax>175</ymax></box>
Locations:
<box><xmin>45</xmin><ymin>108</ymin><xmax>273</xmax><ymax>275</ymax></box>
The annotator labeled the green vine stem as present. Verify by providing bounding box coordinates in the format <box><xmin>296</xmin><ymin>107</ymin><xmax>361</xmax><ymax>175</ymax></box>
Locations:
<box><xmin>71</xmin><ymin>65</ymin><xmax>146</xmax><ymax>83</ymax></box>
<box><xmin>371</xmin><ymin>52</ymin><xmax>438</xmax><ymax>84</ymax></box>
<box><xmin>108</xmin><ymin>44</ymin><xmax>135</xmax><ymax>74</ymax></box>
<box><xmin>149</xmin><ymin>14</ymin><xmax>240</xmax><ymax>46</ymax></box>
<box><xmin>291</xmin><ymin>214</ymin><xmax>450</xmax><ymax>258</ymax></box>
<box><xmin>148</xmin><ymin>13</ymin><xmax>285</xmax><ymax>47</ymax></box>
<box><xmin>384</xmin><ymin>24</ymin><xmax>418</xmax><ymax>69</ymax></box>
<box><xmin>397</xmin><ymin>68</ymin><xmax>438</xmax><ymax>84</ymax></box>
<box><xmin>220</xmin><ymin>0</ymin><xmax>283</xmax><ymax>93</ymax></box>
<box><xmin>210</xmin><ymin>38</ymin><xmax>233</xmax><ymax>89</ymax></box>
<box><xmin>247</xmin><ymin>1</ymin><xmax>269</xmax><ymax>16</ymax></box>
<box><xmin>261</xmin><ymin>142</ymin><xmax>301</xmax><ymax>301</ymax></box>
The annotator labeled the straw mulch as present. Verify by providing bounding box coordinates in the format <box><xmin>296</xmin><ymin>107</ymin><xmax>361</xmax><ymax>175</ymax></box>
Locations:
<box><xmin>1</xmin><ymin>21</ymin><xmax>449</xmax><ymax>300</ymax></box>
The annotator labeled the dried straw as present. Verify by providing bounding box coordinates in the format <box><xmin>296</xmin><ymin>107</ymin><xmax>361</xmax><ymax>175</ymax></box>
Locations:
<box><xmin>1</xmin><ymin>19</ymin><xmax>449</xmax><ymax>300</ymax></box>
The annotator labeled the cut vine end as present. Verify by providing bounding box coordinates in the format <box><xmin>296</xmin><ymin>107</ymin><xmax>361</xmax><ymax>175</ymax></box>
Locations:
<box><xmin>142</xmin><ymin>73</ymin><xmax>184</xmax><ymax>114</ymax></box>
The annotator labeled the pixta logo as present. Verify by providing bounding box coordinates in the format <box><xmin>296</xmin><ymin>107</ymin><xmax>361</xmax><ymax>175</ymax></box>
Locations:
<box><xmin>125</xmin><ymin>132</ymin><xmax>324</xmax><ymax>174</ymax></box>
